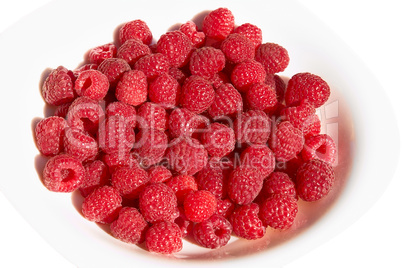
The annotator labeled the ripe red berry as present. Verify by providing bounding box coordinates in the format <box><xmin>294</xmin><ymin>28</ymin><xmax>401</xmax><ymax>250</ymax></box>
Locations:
<box><xmin>133</xmin><ymin>53</ymin><xmax>170</xmax><ymax>79</ymax></box>
<box><xmin>118</xmin><ymin>19</ymin><xmax>153</xmax><ymax>45</ymax></box>
<box><xmin>105</xmin><ymin>101</ymin><xmax>137</xmax><ymax>129</ymax></box>
<box><xmin>261</xmin><ymin>172</ymin><xmax>297</xmax><ymax>200</ymax></box>
<box><xmin>63</xmin><ymin>127</ymin><xmax>98</xmax><ymax>162</ymax></box>
<box><xmin>192</xmin><ymin>214</ymin><xmax>232</xmax><ymax>249</ymax></box>
<box><xmin>148</xmin><ymin>165</ymin><xmax>172</xmax><ymax>183</ymax></box>
<box><xmin>255</xmin><ymin>42</ymin><xmax>290</xmax><ymax>74</ymax></box>
<box><xmin>110</xmin><ymin>207</ymin><xmax>148</xmax><ymax>244</ymax></box>
<box><xmin>201</xmin><ymin>122</ymin><xmax>235</xmax><ymax>158</ymax></box>
<box><xmin>88</xmin><ymin>43</ymin><xmax>117</xmax><ymax>65</ymax></box>
<box><xmin>208</xmin><ymin>83</ymin><xmax>243</xmax><ymax>119</ymax></box>
<box><xmin>166</xmin><ymin>175</ymin><xmax>198</xmax><ymax>204</ymax></box>
<box><xmin>156</xmin><ymin>30</ymin><xmax>193</xmax><ymax>68</ymax></box>
<box><xmin>168</xmin><ymin>108</ymin><xmax>209</xmax><ymax>139</ymax></box>
<box><xmin>230</xmin><ymin>203</ymin><xmax>265</xmax><ymax>240</ymax></box>
<box><xmin>220</xmin><ymin>33</ymin><xmax>255</xmax><ymax>64</ymax></box>
<box><xmin>246</xmin><ymin>82</ymin><xmax>278</xmax><ymax>112</ymax></box>
<box><xmin>74</xmin><ymin>69</ymin><xmax>109</xmax><ymax>101</ymax></box>
<box><xmin>227</xmin><ymin>166</ymin><xmax>263</xmax><ymax>205</ymax></box>
<box><xmin>180</xmin><ymin>75</ymin><xmax>215</xmax><ymax>114</ymax></box>
<box><xmin>231</xmin><ymin>59</ymin><xmax>266</xmax><ymax>92</ymax></box>
<box><xmin>196</xmin><ymin>161</ymin><xmax>225</xmax><ymax>199</ymax></box>
<box><xmin>42</xmin><ymin>66</ymin><xmax>76</xmax><ymax>106</ymax></box>
<box><xmin>136</xmin><ymin>102</ymin><xmax>168</xmax><ymax>131</ymax></box>
<box><xmin>301</xmin><ymin>134</ymin><xmax>337</xmax><ymax>165</ymax></box>
<box><xmin>183</xmin><ymin>190</ymin><xmax>217</xmax><ymax>222</ymax></box>
<box><xmin>202</xmin><ymin>8</ymin><xmax>235</xmax><ymax>40</ymax></box>
<box><xmin>111</xmin><ymin>166</ymin><xmax>149</xmax><ymax>199</ymax></box>
<box><xmin>189</xmin><ymin>47</ymin><xmax>226</xmax><ymax>79</ymax></box>
<box><xmin>240</xmin><ymin>144</ymin><xmax>275</xmax><ymax>179</ymax></box>
<box><xmin>145</xmin><ymin>221</ymin><xmax>183</xmax><ymax>254</ymax></box>
<box><xmin>115</xmin><ymin>70</ymin><xmax>148</xmax><ymax>106</ymax></box>
<box><xmin>35</xmin><ymin>116</ymin><xmax>67</xmax><ymax>157</ymax></box>
<box><xmin>133</xmin><ymin>128</ymin><xmax>168</xmax><ymax>167</ymax></box>
<box><xmin>233</xmin><ymin>23</ymin><xmax>263</xmax><ymax>49</ymax></box>
<box><xmin>148</xmin><ymin>73</ymin><xmax>181</xmax><ymax>108</ymax></box>
<box><xmin>269</xmin><ymin>121</ymin><xmax>304</xmax><ymax>162</ymax></box>
<box><xmin>98</xmin><ymin>115</ymin><xmax>135</xmax><ymax>155</ymax></box>
<box><xmin>179</xmin><ymin>21</ymin><xmax>206</xmax><ymax>48</ymax></box>
<box><xmin>234</xmin><ymin>110</ymin><xmax>272</xmax><ymax>145</ymax></box>
<box><xmin>259</xmin><ymin>194</ymin><xmax>298</xmax><ymax>230</ymax></box>
<box><xmin>98</xmin><ymin>58</ymin><xmax>131</xmax><ymax>89</ymax></box>
<box><xmin>79</xmin><ymin>160</ymin><xmax>109</xmax><ymax>197</ymax></box>
<box><xmin>116</xmin><ymin>38</ymin><xmax>151</xmax><ymax>67</ymax></box>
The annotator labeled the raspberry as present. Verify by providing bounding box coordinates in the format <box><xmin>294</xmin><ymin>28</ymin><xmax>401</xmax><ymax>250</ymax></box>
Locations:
<box><xmin>133</xmin><ymin>53</ymin><xmax>170</xmax><ymax>79</ymax></box>
<box><xmin>63</xmin><ymin>127</ymin><xmax>98</xmax><ymax>162</ymax></box>
<box><xmin>79</xmin><ymin>160</ymin><xmax>109</xmax><ymax>197</ymax></box>
<box><xmin>261</xmin><ymin>172</ymin><xmax>297</xmax><ymax>200</ymax></box>
<box><xmin>208</xmin><ymin>83</ymin><xmax>243</xmax><ymax>119</ymax></box>
<box><xmin>66</xmin><ymin>97</ymin><xmax>105</xmax><ymax>135</ymax></box>
<box><xmin>233</xmin><ymin>23</ymin><xmax>263</xmax><ymax>49</ymax></box>
<box><xmin>280</xmin><ymin>100</ymin><xmax>316</xmax><ymax>132</ymax></box>
<box><xmin>273</xmin><ymin>74</ymin><xmax>286</xmax><ymax>103</ymax></box>
<box><xmin>196</xmin><ymin>162</ymin><xmax>225</xmax><ymax>199</ymax></box>
<box><xmin>139</xmin><ymin>183</ymin><xmax>178</xmax><ymax>223</ymax></box>
<box><xmin>81</xmin><ymin>186</ymin><xmax>122</xmax><ymax>224</ymax></box>
<box><xmin>110</xmin><ymin>207</ymin><xmax>148</xmax><ymax>244</ymax></box>
<box><xmin>74</xmin><ymin>69</ymin><xmax>109</xmax><ymax>101</ymax></box>
<box><xmin>156</xmin><ymin>30</ymin><xmax>193</xmax><ymax>68</ymax></box>
<box><xmin>183</xmin><ymin>190</ymin><xmax>217</xmax><ymax>223</ymax></box>
<box><xmin>230</xmin><ymin>59</ymin><xmax>266</xmax><ymax>92</ymax></box>
<box><xmin>168</xmin><ymin>67</ymin><xmax>188</xmax><ymax>85</ymax></box>
<box><xmin>234</xmin><ymin>110</ymin><xmax>271</xmax><ymax>144</ymax></box>
<box><xmin>35</xmin><ymin>116</ymin><xmax>67</xmax><ymax>156</ymax></box>
<box><xmin>216</xmin><ymin>198</ymin><xmax>235</xmax><ymax>218</ymax></box>
<box><xmin>201</xmin><ymin>122</ymin><xmax>235</xmax><ymax>158</ymax></box>
<box><xmin>148</xmin><ymin>165</ymin><xmax>172</xmax><ymax>183</ymax></box>
<box><xmin>269</xmin><ymin>121</ymin><xmax>304</xmax><ymax>162</ymax></box>
<box><xmin>246</xmin><ymin>82</ymin><xmax>278</xmax><ymax>111</ymax></box>
<box><xmin>230</xmin><ymin>203</ymin><xmax>265</xmax><ymax>240</ymax></box>
<box><xmin>302</xmin><ymin>134</ymin><xmax>336</xmax><ymax>165</ymax></box>
<box><xmin>148</xmin><ymin>73</ymin><xmax>181</xmax><ymax>108</ymax></box>
<box><xmin>285</xmin><ymin>72</ymin><xmax>331</xmax><ymax>108</ymax></box>
<box><xmin>255</xmin><ymin>43</ymin><xmax>290</xmax><ymax>74</ymax></box>
<box><xmin>179</xmin><ymin>21</ymin><xmax>206</xmax><ymax>48</ymax></box>
<box><xmin>180</xmin><ymin>75</ymin><xmax>215</xmax><ymax>114</ymax></box>
<box><xmin>42</xmin><ymin>66</ymin><xmax>76</xmax><ymax>106</ymax></box>
<box><xmin>43</xmin><ymin>154</ymin><xmax>85</xmax><ymax>192</ymax></box>
<box><xmin>118</xmin><ymin>19</ymin><xmax>153</xmax><ymax>45</ymax></box>
<box><xmin>73</xmin><ymin>64</ymin><xmax>99</xmax><ymax>78</ymax></box>
<box><xmin>105</xmin><ymin>101</ymin><xmax>137</xmax><ymax>128</ymax></box>
<box><xmin>165</xmin><ymin>137</ymin><xmax>208</xmax><ymax>176</ymax></box>
<box><xmin>98</xmin><ymin>58</ymin><xmax>131</xmax><ymax>89</ymax></box>
<box><xmin>53</xmin><ymin>102</ymin><xmax>72</xmax><ymax>118</ymax></box>
<box><xmin>259</xmin><ymin>194</ymin><xmax>298</xmax><ymax>230</ymax></box>
<box><xmin>296</xmin><ymin>159</ymin><xmax>335</xmax><ymax>202</ymax></box>
<box><xmin>209</xmin><ymin>71</ymin><xmax>229</xmax><ymax>89</ymax></box>
<box><xmin>115</xmin><ymin>70</ymin><xmax>147</xmax><ymax>106</ymax></box>
<box><xmin>202</xmin><ymin>8</ymin><xmax>235</xmax><ymax>40</ymax></box>
<box><xmin>111</xmin><ymin>166</ymin><xmax>149</xmax><ymax>199</ymax></box>
<box><xmin>240</xmin><ymin>144</ymin><xmax>275</xmax><ymax>179</ymax></box>
<box><xmin>133</xmin><ymin>128</ymin><xmax>168</xmax><ymax>167</ymax></box>
<box><xmin>88</xmin><ymin>43</ymin><xmax>117</xmax><ymax>65</ymax></box>
<box><xmin>227</xmin><ymin>166</ymin><xmax>263</xmax><ymax>205</ymax></box>
<box><xmin>303</xmin><ymin>114</ymin><xmax>321</xmax><ymax>138</ymax></box>
<box><xmin>192</xmin><ymin>214</ymin><xmax>232</xmax><ymax>249</ymax></box>
<box><xmin>220</xmin><ymin>33</ymin><xmax>255</xmax><ymax>64</ymax></box>
<box><xmin>98</xmin><ymin>115</ymin><xmax>135</xmax><ymax>155</ymax></box>
<box><xmin>168</xmin><ymin>108</ymin><xmax>208</xmax><ymax>139</ymax></box>
<box><xmin>116</xmin><ymin>38</ymin><xmax>151</xmax><ymax>67</ymax></box>
<box><xmin>102</xmin><ymin>151</ymin><xmax>139</xmax><ymax>173</ymax></box>
<box><xmin>145</xmin><ymin>221</ymin><xmax>183</xmax><ymax>254</ymax></box>
<box><xmin>166</xmin><ymin>175</ymin><xmax>198</xmax><ymax>204</ymax></box>
<box><xmin>136</xmin><ymin>102</ymin><xmax>167</xmax><ymax>130</ymax></box>
<box><xmin>189</xmin><ymin>47</ymin><xmax>225</xmax><ymax>79</ymax></box>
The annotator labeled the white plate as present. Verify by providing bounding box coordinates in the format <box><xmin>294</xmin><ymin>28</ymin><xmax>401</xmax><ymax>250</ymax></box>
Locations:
<box><xmin>0</xmin><ymin>0</ymin><xmax>399</xmax><ymax>267</ymax></box>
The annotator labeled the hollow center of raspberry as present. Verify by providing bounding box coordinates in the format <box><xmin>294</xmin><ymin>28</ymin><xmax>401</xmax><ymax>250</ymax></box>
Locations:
<box><xmin>82</xmin><ymin>78</ymin><xmax>92</xmax><ymax>93</ymax></box>
<box><xmin>316</xmin><ymin>145</ymin><xmax>328</xmax><ymax>157</ymax></box>
<box><xmin>214</xmin><ymin>228</ymin><xmax>224</xmax><ymax>237</ymax></box>
<box><xmin>61</xmin><ymin>169</ymin><xmax>75</xmax><ymax>182</ymax></box>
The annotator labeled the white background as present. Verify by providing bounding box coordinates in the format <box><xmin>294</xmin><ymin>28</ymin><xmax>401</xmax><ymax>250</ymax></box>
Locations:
<box><xmin>0</xmin><ymin>1</ymin><xmax>401</xmax><ymax>267</ymax></box>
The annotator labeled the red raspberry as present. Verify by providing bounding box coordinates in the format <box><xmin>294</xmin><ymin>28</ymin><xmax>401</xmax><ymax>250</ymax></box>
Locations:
<box><xmin>285</xmin><ymin>72</ymin><xmax>331</xmax><ymax>108</ymax></box>
<box><xmin>189</xmin><ymin>47</ymin><xmax>225</xmax><ymax>79</ymax></box>
<box><xmin>230</xmin><ymin>203</ymin><xmax>265</xmax><ymax>240</ymax></box>
<box><xmin>53</xmin><ymin>102</ymin><xmax>72</xmax><ymax>118</ymax></box>
<box><xmin>79</xmin><ymin>160</ymin><xmax>109</xmax><ymax>197</ymax></box>
<box><xmin>110</xmin><ymin>207</ymin><xmax>148</xmax><ymax>244</ymax></box>
<box><xmin>74</xmin><ymin>69</ymin><xmax>109</xmax><ymax>101</ymax></box>
<box><xmin>259</xmin><ymin>194</ymin><xmax>298</xmax><ymax>230</ymax></box>
<box><xmin>280</xmin><ymin>100</ymin><xmax>316</xmax><ymax>132</ymax></box>
<box><xmin>234</xmin><ymin>110</ymin><xmax>271</xmax><ymax>144</ymax></box>
<box><xmin>296</xmin><ymin>159</ymin><xmax>335</xmax><ymax>202</ymax></box>
<box><xmin>81</xmin><ymin>186</ymin><xmax>122</xmax><ymax>224</ymax></box>
<box><xmin>269</xmin><ymin>121</ymin><xmax>304</xmax><ymax>162</ymax></box>
<box><xmin>73</xmin><ymin>64</ymin><xmax>99</xmax><ymax>78</ymax></box>
<box><xmin>168</xmin><ymin>108</ymin><xmax>209</xmax><ymax>139</ymax></box>
<box><xmin>88</xmin><ymin>43</ymin><xmax>117</xmax><ymax>65</ymax></box>
<box><xmin>273</xmin><ymin>74</ymin><xmax>286</xmax><ymax>103</ymax></box>
<box><xmin>179</xmin><ymin>21</ymin><xmax>206</xmax><ymax>48</ymax></box>
<box><xmin>148</xmin><ymin>73</ymin><xmax>181</xmax><ymax>108</ymax></box>
<box><xmin>66</xmin><ymin>97</ymin><xmax>105</xmax><ymax>135</ymax></box>
<box><xmin>168</xmin><ymin>67</ymin><xmax>188</xmax><ymax>85</ymax></box>
<box><xmin>201</xmin><ymin>122</ymin><xmax>235</xmax><ymax>158</ymax></box>
<box><xmin>35</xmin><ymin>116</ymin><xmax>67</xmax><ymax>156</ymax></box>
<box><xmin>115</xmin><ymin>70</ymin><xmax>147</xmax><ymax>106</ymax></box>
<box><xmin>180</xmin><ymin>75</ymin><xmax>215</xmax><ymax>114</ymax></box>
<box><xmin>98</xmin><ymin>58</ymin><xmax>131</xmax><ymax>89</ymax></box>
<box><xmin>133</xmin><ymin>53</ymin><xmax>170</xmax><ymax>79</ymax></box>
<box><xmin>111</xmin><ymin>166</ymin><xmax>149</xmax><ymax>199</ymax></box>
<box><xmin>136</xmin><ymin>102</ymin><xmax>167</xmax><ymax>130</ymax></box>
<box><xmin>133</xmin><ymin>128</ymin><xmax>168</xmax><ymax>167</ymax></box>
<box><xmin>261</xmin><ymin>172</ymin><xmax>297</xmax><ymax>200</ymax></box>
<box><xmin>196</xmin><ymin>162</ymin><xmax>225</xmax><ymax>199</ymax></box>
<box><xmin>145</xmin><ymin>221</ymin><xmax>183</xmax><ymax>254</ymax></box>
<box><xmin>209</xmin><ymin>71</ymin><xmax>229</xmax><ymax>89</ymax></box>
<box><xmin>192</xmin><ymin>214</ymin><xmax>232</xmax><ymax>249</ymax></box>
<box><xmin>43</xmin><ymin>154</ymin><xmax>85</xmax><ymax>192</ymax></box>
<box><xmin>302</xmin><ymin>134</ymin><xmax>337</xmax><ymax>165</ymax></box>
<box><xmin>303</xmin><ymin>114</ymin><xmax>321</xmax><ymax>138</ymax></box>
<box><xmin>118</xmin><ymin>19</ymin><xmax>153</xmax><ymax>45</ymax></box>
<box><xmin>227</xmin><ymin>166</ymin><xmax>263</xmax><ymax>205</ymax></box>
<box><xmin>148</xmin><ymin>165</ymin><xmax>172</xmax><ymax>183</ymax></box>
<box><xmin>231</xmin><ymin>59</ymin><xmax>266</xmax><ymax>92</ymax></box>
<box><xmin>216</xmin><ymin>198</ymin><xmax>235</xmax><ymax>218</ymax></box>
<box><xmin>139</xmin><ymin>183</ymin><xmax>178</xmax><ymax>223</ymax></box>
<box><xmin>98</xmin><ymin>115</ymin><xmax>135</xmax><ymax>155</ymax></box>
<box><xmin>166</xmin><ymin>175</ymin><xmax>198</xmax><ymax>204</ymax></box>
<box><xmin>183</xmin><ymin>190</ymin><xmax>217</xmax><ymax>222</ymax></box>
<box><xmin>208</xmin><ymin>83</ymin><xmax>243</xmax><ymax>119</ymax></box>
<box><xmin>42</xmin><ymin>66</ymin><xmax>76</xmax><ymax>106</ymax></box>
<box><xmin>240</xmin><ymin>144</ymin><xmax>275</xmax><ymax>179</ymax></box>
<box><xmin>165</xmin><ymin>137</ymin><xmax>208</xmax><ymax>176</ymax></box>
<box><xmin>156</xmin><ymin>30</ymin><xmax>193</xmax><ymax>68</ymax></box>
<box><xmin>246</xmin><ymin>82</ymin><xmax>278</xmax><ymax>112</ymax></box>
<box><xmin>233</xmin><ymin>23</ymin><xmax>263</xmax><ymax>49</ymax></box>
<box><xmin>102</xmin><ymin>151</ymin><xmax>139</xmax><ymax>173</ymax></box>
<box><xmin>63</xmin><ymin>127</ymin><xmax>98</xmax><ymax>162</ymax></box>
<box><xmin>220</xmin><ymin>33</ymin><xmax>255</xmax><ymax>64</ymax></box>
<box><xmin>105</xmin><ymin>101</ymin><xmax>137</xmax><ymax>128</ymax></box>
<box><xmin>116</xmin><ymin>38</ymin><xmax>151</xmax><ymax>67</ymax></box>
<box><xmin>202</xmin><ymin>8</ymin><xmax>235</xmax><ymax>40</ymax></box>
<box><xmin>255</xmin><ymin>43</ymin><xmax>290</xmax><ymax>74</ymax></box>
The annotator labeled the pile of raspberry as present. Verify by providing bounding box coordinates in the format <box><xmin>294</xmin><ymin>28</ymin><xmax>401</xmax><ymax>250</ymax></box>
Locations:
<box><xmin>35</xmin><ymin>7</ymin><xmax>337</xmax><ymax>254</ymax></box>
